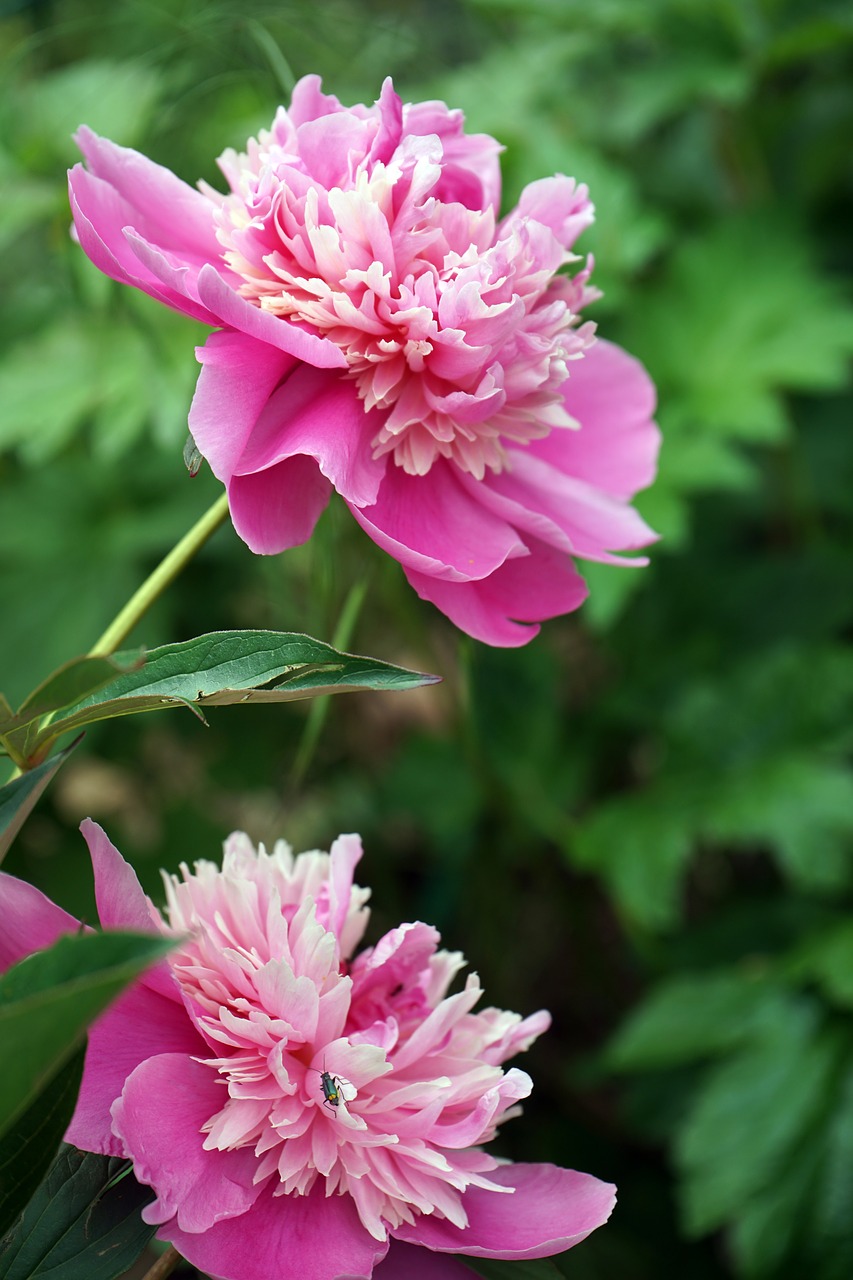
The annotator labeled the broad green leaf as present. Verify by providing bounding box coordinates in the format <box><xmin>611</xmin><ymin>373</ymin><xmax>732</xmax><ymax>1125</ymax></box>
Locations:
<box><xmin>0</xmin><ymin>1045</ymin><xmax>85</xmax><ymax>1238</ymax></box>
<box><xmin>0</xmin><ymin>931</ymin><xmax>174</xmax><ymax>1138</ymax></box>
<box><xmin>0</xmin><ymin>311</ymin><xmax>198</xmax><ymax>467</ymax></box>
<box><xmin>13</xmin><ymin>651</ymin><xmax>144</xmax><ymax>725</ymax></box>
<box><xmin>727</xmin><ymin>1130</ymin><xmax>824</xmax><ymax>1279</ymax></box>
<box><xmin>675</xmin><ymin>1004</ymin><xmax>841</xmax><ymax>1236</ymax></box>
<box><xmin>0</xmin><ymin>1145</ymin><xmax>155</xmax><ymax>1280</ymax></box>
<box><xmin>0</xmin><ymin>737</ymin><xmax>81</xmax><ymax>865</ymax></box>
<box><xmin>569</xmin><ymin>780</ymin><xmax>696</xmax><ymax>930</ymax></box>
<box><xmin>706</xmin><ymin>754</ymin><xmax>853</xmax><ymax>892</ymax></box>
<box><xmin>16</xmin><ymin>60</ymin><xmax>162</xmax><ymax>165</ymax></box>
<box><xmin>606</xmin><ymin>973</ymin><xmax>792</xmax><ymax>1071</ymax></box>
<box><xmin>787</xmin><ymin>921</ymin><xmax>853</xmax><ymax>1008</ymax></box>
<box><xmin>806</xmin><ymin>1064</ymin><xmax>853</xmax><ymax>1278</ymax></box>
<box><xmin>13</xmin><ymin>631</ymin><xmax>438</xmax><ymax>760</ymax></box>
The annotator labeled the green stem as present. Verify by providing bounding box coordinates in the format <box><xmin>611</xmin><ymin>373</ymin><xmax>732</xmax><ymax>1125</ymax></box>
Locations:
<box><xmin>291</xmin><ymin>576</ymin><xmax>370</xmax><ymax>786</ymax></box>
<box><xmin>90</xmin><ymin>491</ymin><xmax>230</xmax><ymax>656</ymax></box>
<box><xmin>140</xmin><ymin>1245</ymin><xmax>182</xmax><ymax>1280</ymax></box>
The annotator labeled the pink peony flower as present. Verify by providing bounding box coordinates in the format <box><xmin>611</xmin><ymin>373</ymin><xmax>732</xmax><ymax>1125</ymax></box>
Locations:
<box><xmin>68</xmin><ymin>77</ymin><xmax>659</xmax><ymax>647</ymax></box>
<box><xmin>1</xmin><ymin>821</ymin><xmax>615</xmax><ymax>1280</ymax></box>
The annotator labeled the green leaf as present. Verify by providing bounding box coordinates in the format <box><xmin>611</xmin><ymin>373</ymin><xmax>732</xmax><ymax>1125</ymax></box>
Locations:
<box><xmin>806</xmin><ymin>1064</ymin><xmax>853</xmax><ymax>1279</ymax></box>
<box><xmin>13</xmin><ymin>651</ymin><xmax>144</xmax><ymax>724</ymax></box>
<box><xmin>0</xmin><ymin>1145</ymin><xmax>155</xmax><ymax>1280</ymax></box>
<box><xmin>569</xmin><ymin>779</ymin><xmax>696</xmax><ymax>930</ymax></box>
<box><xmin>707</xmin><ymin>754</ymin><xmax>853</xmax><ymax>892</ymax></box>
<box><xmin>675</xmin><ymin>1003</ymin><xmax>842</xmax><ymax>1236</ymax></box>
<box><xmin>0</xmin><ymin>1044</ymin><xmax>85</xmax><ymax>1238</ymax></box>
<box><xmin>606</xmin><ymin>973</ymin><xmax>792</xmax><ymax>1071</ymax></box>
<box><xmin>14</xmin><ymin>631</ymin><xmax>439</xmax><ymax>760</ymax></box>
<box><xmin>0</xmin><ymin>931</ymin><xmax>174</xmax><ymax>1138</ymax></box>
<box><xmin>16</xmin><ymin>60</ymin><xmax>162</xmax><ymax>166</ymax></box>
<box><xmin>787</xmin><ymin>921</ymin><xmax>853</xmax><ymax>1008</ymax></box>
<box><xmin>0</xmin><ymin>737</ymin><xmax>81</xmax><ymax>866</ymax></box>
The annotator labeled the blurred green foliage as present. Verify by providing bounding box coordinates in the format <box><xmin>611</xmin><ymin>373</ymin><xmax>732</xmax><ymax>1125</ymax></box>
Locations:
<box><xmin>1</xmin><ymin>0</ymin><xmax>852</xmax><ymax>1276</ymax></box>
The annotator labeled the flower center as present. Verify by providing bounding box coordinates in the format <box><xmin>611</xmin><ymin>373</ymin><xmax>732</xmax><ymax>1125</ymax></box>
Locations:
<box><xmin>213</xmin><ymin>140</ymin><xmax>596</xmax><ymax>479</ymax></box>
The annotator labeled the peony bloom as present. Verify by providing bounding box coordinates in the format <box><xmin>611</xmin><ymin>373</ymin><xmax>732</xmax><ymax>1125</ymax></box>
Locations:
<box><xmin>68</xmin><ymin>77</ymin><xmax>660</xmax><ymax>647</ymax></box>
<box><xmin>1</xmin><ymin>822</ymin><xmax>615</xmax><ymax>1280</ymax></box>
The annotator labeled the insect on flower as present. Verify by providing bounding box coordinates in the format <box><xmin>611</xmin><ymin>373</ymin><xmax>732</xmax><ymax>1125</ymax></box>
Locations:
<box><xmin>314</xmin><ymin>1062</ymin><xmax>356</xmax><ymax>1116</ymax></box>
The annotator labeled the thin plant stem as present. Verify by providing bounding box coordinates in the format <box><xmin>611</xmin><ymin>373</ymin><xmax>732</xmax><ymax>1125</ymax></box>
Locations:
<box><xmin>90</xmin><ymin>491</ymin><xmax>230</xmax><ymax>656</ymax></box>
<box><xmin>140</xmin><ymin>1245</ymin><xmax>182</xmax><ymax>1280</ymax></box>
<box><xmin>291</xmin><ymin>576</ymin><xmax>370</xmax><ymax>786</ymax></box>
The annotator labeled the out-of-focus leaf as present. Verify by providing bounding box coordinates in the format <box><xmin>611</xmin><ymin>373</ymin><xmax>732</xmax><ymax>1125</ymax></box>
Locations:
<box><xmin>0</xmin><ymin>457</ymin><xmax>225</xmax><ymax>709</ymax></box>
<box><xmin>0</xmin><ymin>931</ymin><xmax>174</xmax><ymax>1138</ymax></box>
<box><xmin>620</xmin><ymin>218</ymin><xmax>853</xmax><ymax>548</ymax></box>
<box><xmin>0</xmin><ymin>315</ymin><xmax>199</xmax><ymax>465</ymax></box>
<box><xmin>0</xmin><ymin>152</ymin><xmax>59</xmax><ymax>252</ymax></box>
<box><xmin>805</xmin><ymin>1065</ymin><xmax>853</xmax><ymax>1280</ymax></box>
<box><xmin>708</xmin><ymin>754</ymin><xmax>853</xmax><ymax>891</ymax></box>
<box><xmin>11</xmin><ymin>631</ymin><xmax>439</xmax><ymax>760</ymax></box>
<box><xmin>675</xmin><ymin>1003</ymin><xmax>841</xmax><ymax>1236</ymax></box>
<box><xmin>0</xmin><ymin>737</ymin><xmax>80</xmax><ymax>865</ymax></box>
<box><xmin>629</xmin><ymin>220</ymin><xmax>853</xmax><ymax>434</ymax></box>
<box><xmin>14</xmin><ymin>60</ymin><xmax>162</xmax><ymax>166</ymax></box>
<box><xmin>570</xmin><ymin>780</ymin><xmax>695</xmax><ymax>930</ymax></box>
<box><xmin>572</xmin><ymin>748</ymin><xmax>853</xmax><ymax>931</ymax></box>
<box><xmin>606</xmin><ymin>972</ymin><xmax>792</xmax><ymax>1071</ymax></box>
<box><xmin>0</xmin><ymin>1145</ymin><xmax>155</xmax><ymax>1280</ymax></box>
<box><xmin>0</xmin><ymin>1044</ymin><xmax>85</xmax><ymax>1238</ymax></box>
<box><xmin>787</xmin><ymin>921</ymin><xmax>853</xmax><ymax>1008</ymax></box>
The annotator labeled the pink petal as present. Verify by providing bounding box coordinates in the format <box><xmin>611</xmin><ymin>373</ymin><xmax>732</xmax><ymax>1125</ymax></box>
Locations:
<box><xmin>349</xmin><ymin>461</ymin><xmax>526</xmax><ymax>583</ymax></box>
<box><xmin>487</xmin><ymin>452</ymin><xmax>657</xmax><ymax>565</ymax></box>
<box><xmin>189</xmin><ymin>330</ymin><xmax>296</xmax><ymax>482</ymax></box>
<box><xmin>227</xmin><ymin>455</ymin><xmax>331</xmax><ymax>554</ymax></box>
<box><xmin>288</xmin><ymin>75</ymin><xmax>344</xmax><ymax>128</ymax></box>
<box><xmin>350</xmin><ymin>922</ymin><xmax>440</xmax><ymax>1005</ymax></box>
<box><xmin>370</xmin><ymin>78</ymin><xmax>404</xmax><ymax>165</ymax></box>
<box><xmin>404</xmin><ymin>537</ymin><xmax>588</xmax><ymax>646</ymax></box>
<box><xmin>195</xmin><ymin>265</ymin><xmax>347</xmax><ymax>369</ymax></box>
<box><xmin>513</xmin><ymin>174</ymin><xmax>594</xmax><ymax>250</ymax></box>
<box><xmin>159</xmin><ymin>1180</ymin><xmax>388</xmax><ymax>1280</ymax></box>
<box><xmin>535</xmin><ymin>340</ymin><xmax>660</xmax><ymax>500</ymax></box>
<box><xmin>233</xmin><ymin>367</ymin><xmax>384</xmax><ymax>508</ymax></box>
<box><xmin>327</xmin><ymin>833</ymin><xmax>364</xmax><ymax>955</ymax></box>
<box><xmin>394</xmin><ymin>1162</ymin><xmax>616</xmax><ymax>1259</ymax></box>
<box><xmin>81</xmin><ymin>818</ymin><xmax>158</xmax><ymax>935</ymax></box>
<box><xmin>111</xmin><ymin>1053</ymin><xmax>262</xmax><ymax>1231</ymax></box>
<box><xmin>376</xmin><ymin>1241</ymin><xmax>479</xmax><ymax>1279</ymax></box>
<box><xmin>403</xmin><ymin>101</ymin><xmax>502</xmax><ymax>213</ymax></box>
<box><xmin>66</xmin><ymin>988</ymin><xmax>207</xmax><ymax>1155</ymax></box>
<box><xmin>0</xmin><ymin>873</ymin><xmax>78</xmax><ymax>972</ymax></box>
<box><xmin>68</xmin><ymin>168</ymin><xmax>217</xmax><ymax>326</ymax></box>
<box><xmin>74</xmin><ymin>127</ymin><xmax>222</xmax><ymax>265</ymax></box>
<box><xmin>80</xmin><ymin>818</ymin><xmax>179</xmax><ymax>1004</ymax></box>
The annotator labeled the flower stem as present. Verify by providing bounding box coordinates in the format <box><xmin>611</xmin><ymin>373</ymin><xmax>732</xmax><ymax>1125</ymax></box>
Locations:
<box><xmin>90</xmin><ymin>491</ymin><xmax>230</xmax><ymax>656</ymax></box>
<box><xmin>140</xmin><ymin>1245</ymin><xmax>182</xmax><ymax>1280</ymax></box>
<box><xmin>291</xmin><ymin>575</ymin><xmax>370</xmax><ymax>786</ymax></box>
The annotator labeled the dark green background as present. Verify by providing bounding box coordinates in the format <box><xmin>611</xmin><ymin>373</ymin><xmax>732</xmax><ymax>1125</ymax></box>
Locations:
<box><xmin>2</xmin><ymin>1</ymin><xmax>853</xmax><ymax>1275</ymax></box>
